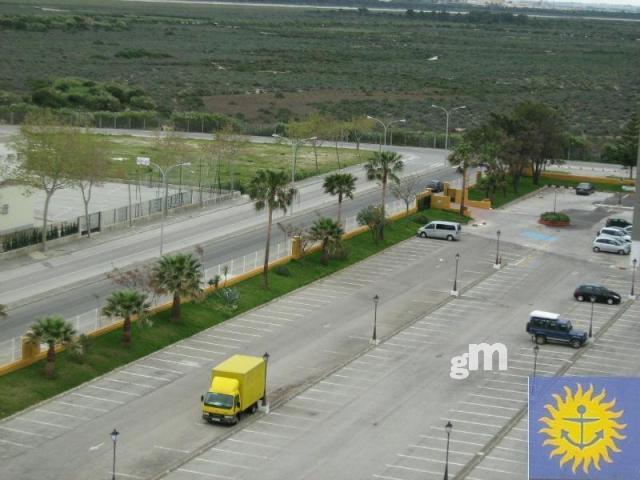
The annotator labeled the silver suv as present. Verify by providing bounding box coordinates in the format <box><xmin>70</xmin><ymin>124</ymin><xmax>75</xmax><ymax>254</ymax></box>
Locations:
<box><xmin>417</xmin><ymin>221</ymin><xmax>461</xmax><ymax>241</ymax></box>
<box><xmin>592</xmin><ymin>236</ymin><xmax>630</xmax><ymax>255</ymax></box>
<box><xmin>598</xmin><ymin>227</ymin><xmax>631</xmax><ymax>243</ymax></box>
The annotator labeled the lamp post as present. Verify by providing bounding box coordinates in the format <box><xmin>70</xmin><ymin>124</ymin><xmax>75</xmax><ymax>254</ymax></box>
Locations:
<box><xmin>431</xmin><ymin>105</ymin><xmax>466</xmax><ymax>151</ymax></box>
<box><xmin>553</xmin><ymin>187</ymin><xmax>559</xmax><ymax>214</ymax></box>
<box><xmin>372</xmin><ymin>294</ymin><xmax>379</xmax><ymax>344</ymax></box>
<box><xmin>631</xmin><ymin>258</ymin><xmax>637</xmax><ymax>298</ymax></box>
<box><xmin>495</xmin><ymin>230</ymin><xmax>501</xmax><ymax>268</ymax></box>
<box><xmin>532</xmin><ymin>344</ymin><xmax>539</xmax><ymax>379</ymax></box>
<box><xmin>136</xmin><ymin>157</ymin><xmax>191</xmax><ymax>256</ymax></box>
<box><xmin>262</xmin><ymin>352</ymin><xmax>270</xmax><ymax>409</ymax></box>
<box><xmin>272</xmin><ymin>134</ymin><xmax>317</xmax><ymax>184</ymax></box>
<box><xmin>110</xmin><ymin>428</ymin><xmax>119</xmax><ymax>480</ymax></box>
<box><xmin>366</xmin><ymin>115</ymin><xmax>406</xmax><ymax>152</ymax></box>
<box><xmin>589</xmin><ymin>296</ymin><xmax>595</xmax><ymax>338</ymax></box>
<box><xmin>443</xmin><ymin>421</ymin><xmax>452</xmax><ymax>480</ymax></box>
<box><xmin>452</xmin><ymin>253</ymin><xmax>460</xmax><ymax>296</ymax></box>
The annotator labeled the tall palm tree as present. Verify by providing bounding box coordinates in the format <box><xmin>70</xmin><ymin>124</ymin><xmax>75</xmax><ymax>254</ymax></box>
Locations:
<box><xmin>309</xmin><ymin>218</ymin><xmax>344</xmax><ymax>265</ymax></box>
<box><xmin>154</xmin><ymin>253</ymin><xmax>202</xmax><ymax>322</ymax></box>
<box><xmin>248</xmin><ymin>169</ymin><xmax>296</xmax><ymax>288</ymax></box>
<box><xmin>102</xmin><ymin>290</ymin><xmax>149</xmax><ymax>346</ymax></box>
<box><xmin>448</xmin><ymin>141</ymin><xmax>476</xmax><ymax>216</ymax></box>
<box><xmin>323</xmin><ymin>173</ymin><xmax>357</xmax><ymax>225</ymax></box>
<box><xmin>364</xmin><ymin>151</ymin><xmax>404</xmax><ymax>240</ymax></box>
<box><xmin>25</xmin><ymin>316</ymin><xmax>76</xmax><ymax>378</ymax></box>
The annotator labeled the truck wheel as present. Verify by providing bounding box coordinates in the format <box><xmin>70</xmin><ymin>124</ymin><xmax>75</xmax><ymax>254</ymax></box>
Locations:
<box><xmin>535</xmin><ymin>335</ymin><xmax>546</xmax><ymax>345</ymax></box>
<box><xmin>235</xmin><ymin>413</ymin><xmax>241</xmax><ymax>424</ymax></box>
<box><xmin>419</xmin><ymin>232</ymin><xmax>427</xmax><ymax>238</ymax></box>
<box><xmin>250</xmin><ymin>403</ymin><xmax>258</xmax><ymax>414</ymax></box>
<box><xmin>447</xmin><ymin>235</ymin><xmax>454</xmax><ymax>241</ymax></box>
<box><xmin>570</xmin><ymin>339</ymin><xmax>582</xmax><ymax>349</ymax></box>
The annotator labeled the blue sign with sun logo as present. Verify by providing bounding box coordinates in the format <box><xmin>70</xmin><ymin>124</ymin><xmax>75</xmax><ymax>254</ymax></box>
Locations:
<box><xmin>529</xmin><ymin>377</ymin><xmax>640</xmax><ymax>479</ymax></box>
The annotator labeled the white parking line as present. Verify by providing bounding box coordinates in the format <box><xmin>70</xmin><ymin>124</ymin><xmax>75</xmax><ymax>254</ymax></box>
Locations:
<box><xmin>161</xmin><ymin>351</ymin><xmax>215</xmax><ymax>362</ymax></box>
<box><xmin>451</xmin><ymin>410</ymin><xmax>512</xmax><ymax>420</ymax></box>
<box><xmin>36</xmin><ymin>408</ymin><xmax>90</xmax><ymax>421</ymax></box>
<box><xmin>176</xmin><ymin>468</ymin><xmax>229</xmax><ymax>479</ymax></box>
<box><xmin>226</xmin><ymin>323</ymin><xmax>272</xmax><ymax>333</ymax></box>
<box><xmin>88</xmin><ymin>385</ymin><xmax>141</xmax><ymax>397</ymax></box>
<box><xmin>397</xmin><ymin>453</ymin><xmax>465</xmax><ymax>466</ymax></box>
<box><xmin>418</xmin><ymin>436</ymin><xmax>483</xmax><ymax>446</ymax></box>
<box><xmin>256</xmin><ymin>420</ymin><xmax>305</xmax><ymax>430</ymax></box>
<box><xmin>227</xmin><ymin>438</ymin><xmax>281</xmax><ymax>449</ymax></box>
<box><xmin>385</xmin><ymin>464</ymin><xmax>441</xmax><ymax>475</ymax></box>
<box><xmin>134</xmin><ymin>363</ymin><xmax>185</xmax><ymax>374</ymax></box>
<box><xmin>0</xmin><ymin>425</ymin><xmax>52</xmax><ymax>438</ymax></box>
<box><xmin>53</xmin><ymin>400</ymin><xmax>108</xmax><ymax>412</ymax></box>
<box><xmin>296</xmin><ymin>395</ymin><xmax>343</xmax><ymax>405</ymax></box>
<box><xmin>308</xmin><ymin>388</ymin><xmax>351</xmax><ymax>397</ymax></box>
<box><xmin>372</xmin><ymin>474</ymin><xmax>405</xmax><ymax>480</ymax></box>
<box><xmin>106</xmin><ymin>378</ymin><xmax>154</xmax><ymax>389</ymax></box>
<box><xmin>195</xmin><ymin>457</ymin><xmax>255</xmax><ymax>469</ymax></box>
<box><xmin>119</xmin><ymin>370</ymin><xmax>170</xmax><ymax>382</ymax></box>
<box><xmin>71</xmin><ymin>392</ymin><xmax>124</xmax><ymax>404</ymax></box>
<box><xmin>175</xmin><ymin>344</ymin><xmax>227</xmax><ymax>355</ymax></box>
<box><xmin>201</xmin><ymin>333</ymin><xmax>251</xmax><ymax>343</ymax></box>
<box><xmin>236</xmin><ymin>318</ymin><xmax>285</xmax><ymax>327</ymax></box>
<box><xmin>242</xmin><ymin>429</ymin><xmax>293</xmax><ymax>440</ymax></box>
<box><xmin>214</xmin><ymin>329</ymin><xmax>261</xmax><ymax>338</ymax></box>
<box><xmin>208</xmin><ymin>446</ymin><xmax>268</xmax><ymax>459</ymax></box>
<box><xmin>188</xmin><ymin>338</ymin><xmax>240</xmax><ymax>349</ymax></box>
<box><xmin>0</xmin><ymin>437</ymin><xmax>33</xmax><ymax>448</ymax></box>
<box><xmin>154</xmin><ymin>445</ymin><xmax>190</xmax><ymax>454</ymax></box>
<box><xmin>15</xmin><ymin>417</ymin><xmax>71</xmax><ymax>429</ymax></box>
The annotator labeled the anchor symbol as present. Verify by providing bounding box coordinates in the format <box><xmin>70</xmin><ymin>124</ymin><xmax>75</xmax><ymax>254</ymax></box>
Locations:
<box><xmin>561</xmin><ymin>405</ymin><xmax>604</xmax><ymax>449</ymax></box>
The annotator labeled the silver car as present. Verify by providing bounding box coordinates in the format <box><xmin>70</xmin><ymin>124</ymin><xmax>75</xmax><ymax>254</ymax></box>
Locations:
<box><xmin>417</xmin><ymin>221</ymin><xmax>461</xmax><ymax>241</ymax></box>
<box><xmin>593</xmin><ymin>236</ymin><xmax>630</xmax><ymax>255</ymax></box>
<box><xmin>598</xmin><ymin>227</ymin><xmax>631</xmax><ymax>243</ymax></box>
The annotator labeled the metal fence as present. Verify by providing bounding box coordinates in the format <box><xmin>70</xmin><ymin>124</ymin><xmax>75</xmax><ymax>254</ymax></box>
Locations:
<box><xmin>0</xmin><ymin>197</ymin><xmax>408</xmax><ymax>366</ymax></box>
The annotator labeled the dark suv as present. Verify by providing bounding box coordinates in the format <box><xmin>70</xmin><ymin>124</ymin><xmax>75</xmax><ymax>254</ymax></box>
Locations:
<box><xmin>425</xmin><ymin>180</ymin><xmax>444</xmax><ymax>193</ymax></box>
<box><xmin>526</xmin><ymin>311</ymin><xmax>587</xmax><ymax>348</ymax></box>
<box><xmin>606</xmin><ymin>218</ymin><xmax>632</xmax><ymax>229</ymax></box>
<box><xmin>573</xmin><ymin>285</ymin><xmax>621</xmax><ymax>305</ymax></box>
<box><xmin>576</xmin><ymin>182</ymin><xmax>595</xmax><ymax>195</ymax></box>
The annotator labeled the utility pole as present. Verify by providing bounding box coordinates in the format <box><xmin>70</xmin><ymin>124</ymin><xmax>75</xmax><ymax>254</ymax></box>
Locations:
<box><xmin>632</xmin><ymin>126</ymin><xmax>640</xmax><ymax>266</ymax></box>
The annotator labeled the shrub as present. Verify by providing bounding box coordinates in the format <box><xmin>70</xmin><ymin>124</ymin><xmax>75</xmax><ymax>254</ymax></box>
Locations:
<box><xmin>330</xmin><ymin>243</ymin><xmax>350</xmax><ymax>260</ymax></box>
<box><xmin>207</xmin><ymin>274</ymin><xmax>221</xmax><ymax>288</ymax></box>
<box><xmin>540</xmin><ymin>212</ymin><xmax>570</xmax><ymax>223</ymax></box>
<box><xmin>274</xmin><ymin>265</ymin><xmax>291</xmax><ymax>277</ymax></box>
<box><xmin>412</xmin><ymin>214</ymin><xmax>430</xmax><ymax>225</ymax></box>
<box><xmin>217</xmin><ymin>287</ymin><xmax>240</xmax><ymax>310</ymax></box>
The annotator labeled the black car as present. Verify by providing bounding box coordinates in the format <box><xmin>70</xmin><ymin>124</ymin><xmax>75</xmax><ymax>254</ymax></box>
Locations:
<box><xmin>425</xmin><ymin>180</ymin><xmax>444</xmax><ymax>193</ymax></box>
<box><xmin>573</xmin><ymin>285</ymin><xmax>621</xmax><ymax>305</ymax></box>
<box><xmin>606</xmin><ymin>218</ymin><xmax>632</xmax><ymax>229</ymax></box>
<box><xmin>576</xmin><ymin>182</ymin><xmax>595</xmax><ymax>195</ymax></box>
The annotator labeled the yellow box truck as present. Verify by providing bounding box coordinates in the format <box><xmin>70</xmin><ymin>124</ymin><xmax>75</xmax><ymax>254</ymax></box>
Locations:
<box><xmin>201</xmin><ymin>355</ymin><xmax>266</xmax><ymax>424</ymax></box>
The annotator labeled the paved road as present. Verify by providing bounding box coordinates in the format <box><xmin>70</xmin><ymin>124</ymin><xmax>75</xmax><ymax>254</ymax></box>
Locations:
<box><xmin>0</xmin><ymin>186</ymin><xmax>634</xmax><ymax>480</ymax></box>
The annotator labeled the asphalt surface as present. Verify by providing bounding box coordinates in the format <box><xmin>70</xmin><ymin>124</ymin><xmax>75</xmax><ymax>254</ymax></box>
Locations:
<box><xmin>0</xmin><ymin>186</ymin><xmax>635</xmax><ymax>480</ymax></box>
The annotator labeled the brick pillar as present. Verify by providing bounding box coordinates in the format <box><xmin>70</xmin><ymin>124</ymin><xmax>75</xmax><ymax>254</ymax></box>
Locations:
<box><xmin>292</xmin><ymin>235</ymin><xmax>303</xmax><ymax>259</ymax></box>
<box><xmin>21</xmin><ymin>337</ymin><xmax>40</xmax><ymax>360</ymax></box>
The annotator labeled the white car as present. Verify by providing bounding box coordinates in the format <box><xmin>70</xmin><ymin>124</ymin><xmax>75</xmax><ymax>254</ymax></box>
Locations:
<box><xmin>592</xmin><ymin>236</ymin><xmax>630</xmax><ymax>255</ymax></box>
<box><xmin>598</xmin><ymin>227</ymin><xmax>631</xmax><ymax>243</ymax></box>
<box><xmin>623</xmin><ymin>225</ymin><xmax>632</xmax><ymax>235</ymax></box>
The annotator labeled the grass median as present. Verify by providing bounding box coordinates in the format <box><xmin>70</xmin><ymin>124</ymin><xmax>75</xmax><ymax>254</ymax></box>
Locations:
<box><xmin>0</xmin><ymin>209</ymin><xmax>468</xmax><ymax>420</ymax></box>
<box><xmin>469</xmin><ymin>175</ymin><xmax>626</xmax><ymax>209</ymax></box>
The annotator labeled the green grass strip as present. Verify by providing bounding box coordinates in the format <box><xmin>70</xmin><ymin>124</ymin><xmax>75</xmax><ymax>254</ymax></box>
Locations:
<box><xmin>0</xmin><ymin>209</ymin><xmax>467</xmax><ymax>420</ymax></box>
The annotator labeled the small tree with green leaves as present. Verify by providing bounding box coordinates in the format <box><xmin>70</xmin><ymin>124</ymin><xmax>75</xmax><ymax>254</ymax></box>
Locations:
<box><xmin>357</xmin><ymin>205</ymin><xmax>386</xmax><ymax>243</ymax></box>
<box><xmin>309</xmin><ymin>218</ymin><xmax>344</xmax><ymax>265</ymax></box>
<box><xmin>154</xmin><ymin>253</ymin><xmax>202</xmax><ymax>322</ymax></box>
<box><xmin>102</xmin><ymin>290</ymin><xmax>149</xmax><ymax>346</ymax></box>
<box><xmin>248</xmin><ymin>169</ymin><xmax>296</xmax><ymax>288</ymax></box>
<box><xmin>25</xmin><ymin>316</ymin><xmax>76</xmax><ymax>378</ymax></box>
<box><xmin>323</xmin><ymin>172</ymin><xmax>357</xmax><ymax>225</ymax></box>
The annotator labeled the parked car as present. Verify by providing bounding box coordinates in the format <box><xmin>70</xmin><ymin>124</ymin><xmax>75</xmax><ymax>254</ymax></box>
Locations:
<box><xmin>425</xmin><ymin>180</ymin><xmax>444</xmax><ymax>193</ymax></box>
<box><xmin>526</xmin><ymin>310</ymin><xmax>587</xmax><ymax>348</ymax></box>
<box><xmin>573</xmin><ymin>285</ymin><xmax>621</xmax><ymax>305</ymax></box>
<box><xmin>592</xmin><ymin>236</ymin><xmax>630</xmax><ymax>255</ymax></box>
<box><xmin>598</xmin><ymin>227</ymin><xmax>631</xmax><ymax>243</ymax></box>
<box><xmin>606</xmin><ymin>218</ymin><xmax>632</xmax><ymax>228</ymax></box>
<box><xmin>417</xmin><ymin>221</ymin><xmax>461</xmax><ymax>241</ymax></box>
<box><xmin>576</xmin><ymin>182</ymin><xmax>595</xmax><ymax>195</ymax></box>
<box><xmin>623</xmin><ymin>225</ymin><xmax>633</xmax><ymax>235</ymax></box>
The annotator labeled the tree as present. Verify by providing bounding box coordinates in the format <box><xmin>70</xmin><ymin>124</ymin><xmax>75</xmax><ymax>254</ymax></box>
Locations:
<box><xmin>347</xmin><ymin>116</ymin><xmax>373</xmax><ymax>157</ymax></box>
<box><xmin>291</xmin><ymin>114</ymin><xmax>328</xmax><ymax>172</ymax></box>
<box><xmin>73</xmin><ymin>133</ymin><xmax>111</xmax><ymax>238</ymax></box>
<box><xmin>102</xmin><ymin>290</ymin><xmax>149</xmax><ymax>346</ymax></box>
<box><xmin>323</xmin><ymin>172</ymin><xmax>357</xmax><ymax>225</ymax></box>
<box><xmin>154</xmin><ymin>253</ymin><xmax>202</xmax><ymax>322</ymax></box>
<box><xmin>357</xmin><ymin>205</ymin><xmax>386</xmax><ymax>243</ymax></box>
<box><xmin>308</xmin><ymin>218</ymin><xmax>344</xmax><ymax>265</ymax></box>
<box><xmin>25</xmin><ymin>316</ymin><xmax>76</xmax><ymax>378</ymax></box>
<box><xmin>13</xmin><ymin>112</ymin><xmax>76</xmax><ymax>251</ymax></box>
<box><xmin>326</xmin><ymin>119</ymin><xmax>348</xmax><ymax>169</ymax></box>
<box><xmin>448</xmin><ymin>141</ymin><xmax>476</xmax><ymax>216</ymax></box>
<box><xmin>364</xmin><ymin>151</ymin><xmax>404</xmax><ymax>240</ymax></box>
<box><xmin>511</xmin><ymin>101</ymin><xmax>567</xmax><ymax>185</ymax></box>
<box><xmin>152</xmin><ymin>130</ymin><xmax>194</xmax><ymax>204</ymax></box>
<box><xmin>391</xmin><ymin>175</ymin><xmax>421</xmax><ymax>213</ymax></box>
<box><xmin>602</xmin><ymin>113</ymin><xmax>639</xmax><ymax>179</ymax></box>
<box><xmin>248</xmin><ymin>169</ymin><xmax>296</xmax><ymax>288</ymax></box>
<box><xmin>106</xmin><ymin>263</ymin><xmax>164</xmax><ymax>302</ymax></box>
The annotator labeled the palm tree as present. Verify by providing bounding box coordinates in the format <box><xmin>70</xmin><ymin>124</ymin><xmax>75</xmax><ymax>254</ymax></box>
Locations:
<box><xmin>309</xmin><ymin>218</ymin><xmax>344</xmax><ymax>265</ymax></box>
<box><xmin>364</xmin><ymin>151</ymin><xmax>404</xmax><ymax>240</ymax></box>
<box><xmin>25</xmin><ymin>316</ymin><xmax>76</xmax><ymax>378</ymax></box>
<box><xmin>102</xmin><ymin>290</ymin><xmax>149</xmax><ymax>346</ymax></box>
<box><xmin>448</xmin><ymin>141</ymin><xmax>476</xmax><ymax>216</ymax></box>
<box><xmin>154</xmin><ymin>253</ymin><xmax>202</xmax><ymax>322</ymax></box>
<box><xmin>248</xmin><ymin>169</ymin><xmax>296</xmax><ymax>288</ymax></box>
<box><xmin>323</xmin><ymin>173</ymin><xmax>357</xmax><ymax>225</ymax></box>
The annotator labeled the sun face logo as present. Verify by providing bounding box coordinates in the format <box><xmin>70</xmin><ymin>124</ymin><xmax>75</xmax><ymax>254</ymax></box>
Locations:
<box><xmin>539</xmin><ymin>383</ymin><xmax>627</xmax><ymax>474</ymax></box>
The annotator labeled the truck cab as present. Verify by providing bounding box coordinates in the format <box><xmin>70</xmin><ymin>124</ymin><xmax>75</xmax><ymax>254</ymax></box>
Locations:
<box><xmin>202</xmin><ymin>377</ymin><xmax>242</xmax><ymax>424</ymax></box>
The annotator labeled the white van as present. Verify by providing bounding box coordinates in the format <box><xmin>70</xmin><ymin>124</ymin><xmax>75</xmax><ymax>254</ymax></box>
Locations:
<box><xmin>417</xmin><ymin>221</ymin><xmax>461</xmax><ymax>241</ymax></box>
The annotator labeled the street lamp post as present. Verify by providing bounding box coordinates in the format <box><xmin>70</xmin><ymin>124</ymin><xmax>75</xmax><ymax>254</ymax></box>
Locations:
<box><xmin>553</xmin><ymin>187</ymin><xmax>559</xmax><ymax>214</ymax></box>
<box><xmin>272</xmin><ymin>134</ymin><xmax>317</xmax><ymax>184</ymax></box>
<box><xmin>136</xmin><ymin>157</ymin><xmax>191</xmax><ymax>256</ymax></box>
<box><xmin>262</xmin><ymin>352</ymin><xmax>270</xmax><ymax>409</ymax></box>
<box><xmin>495</xmin><ymin>230</ymin><xmax>501</xmax><ymax>268</ymax></box>
<box><xmin>366</xmin><ymin>115</ymin><xmax>406</xmax><ymax>152</ymax></box>
<box><xmin>372</xmin><ymin>294</ymin><xmax>379</xmax><ymax>344</ymax></box>
<box><xmin>110</xmin><ymin>428</ymin><xmax>119</xmax><ymax>480</ymax></box>
<box><xmin>443</xmin><ymin>421</ymin><xmax>453</xmax><ymax>480</ymax></box>
<box><xmin>452</xmin><ymin>253</ymin><xmax>460</xmax><ymax>296</ymax></box>
<box><xmin>431</xmin><ymin>105</ymin><xmax>466</xmax><ymax>151</ymax></box>
<box><xmin>589</xmin><ymin>296</ymin><xmax>595</xmax><ymax>338</ymax></box>
<box><xmin>631</xmin><ymin>258</ymin><xmax>637</xmax><ymax>298</ymax></box>
<box><xmin>532</xmin><ymin>344</ymin><xmax>539</xmax><ymax>379</ymax></box>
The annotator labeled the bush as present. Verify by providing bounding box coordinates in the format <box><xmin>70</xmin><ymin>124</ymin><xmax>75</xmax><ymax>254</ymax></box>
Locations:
<box><xmin>412</xmin><ymin>214</ymin><xmax>430</xmax><ymax>225</ymax></box>
<box><xmin>330</xmin><ymin>243</ymin><xmax>350</xmax><ymax>260</ymax></box>
<box><xmin>540</xmin><ymin>212</ymin><xmax>570</xmax><ymax>222</ymax></box>
<box><xmin>217</xmin><ymin>287</ymin><xmax>240</xmax><ymax>310</ymax></box>
<box><xmin>274</xmin><ymin>265</ymin><xmax>291</xmax><ymax>277</ymax></box>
